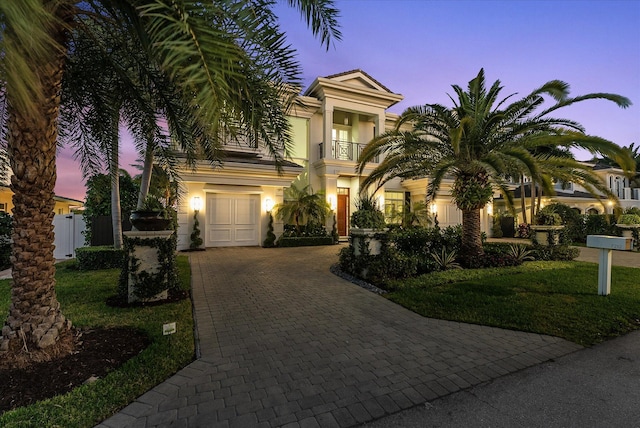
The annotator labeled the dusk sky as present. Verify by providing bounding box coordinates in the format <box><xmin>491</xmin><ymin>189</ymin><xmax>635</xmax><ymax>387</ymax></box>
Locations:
<box><xmin>55</xmin><ymin>0</ymin><xmax>640</xmax><ymax>201</ymax></box>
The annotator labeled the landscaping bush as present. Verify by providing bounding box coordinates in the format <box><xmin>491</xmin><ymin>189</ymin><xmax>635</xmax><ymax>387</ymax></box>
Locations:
<box><xmin>530</xmin><ymin>244</ymin><xmax>580</xmax><ymax>261</ymax></box>
<box><xmin>0</xmin><ymin>212</ymin><xmax>12</xmax><ymax>270</ymax></box>
<box><xmin>75</xmin><ymin>246</ymin><xmax>125</xmax><ymax>270</ymax></box>
<box><xmin>584</xmin><ymin>214</ymin><xmax>617</xmax><ymax>238</ymax></box>
<box><xmin>461</xmin><ymin>252</ymin><xmax>520</xmax><ymax>269</ymax></box>
<box><xmin>281</xmin><ymin>223</ymin><xmax>328</xmax><ymax>238</ymax></box>
<box><xmin>276</xmin><ymin>236</ymin><xmax>334</xmax><ymax>247</ymax></box>
<box><xmin>364</xmin><ymin>247</ymin><xmax>418</xmax><ymax>287</ymax></box>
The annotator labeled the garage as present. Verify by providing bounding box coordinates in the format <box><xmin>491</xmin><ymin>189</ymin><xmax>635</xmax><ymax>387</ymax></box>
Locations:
<box><xmin>207</xmin><ymin>193</ymin><xmax>260</xmax><ymax>246</ymax></box>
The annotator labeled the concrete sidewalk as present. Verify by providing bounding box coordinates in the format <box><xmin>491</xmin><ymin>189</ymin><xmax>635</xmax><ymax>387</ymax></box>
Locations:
<box><xmin>98</xmin><ymin>246</ymin><xmax>583</xmax><ymax>428</ymax></box>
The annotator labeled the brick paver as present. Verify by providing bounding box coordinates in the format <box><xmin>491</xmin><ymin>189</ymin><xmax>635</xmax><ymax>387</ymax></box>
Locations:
<box><xmin>97</xmin><ymin>246</ymin><xmax>582</xmax><ymax>427</ymax></box>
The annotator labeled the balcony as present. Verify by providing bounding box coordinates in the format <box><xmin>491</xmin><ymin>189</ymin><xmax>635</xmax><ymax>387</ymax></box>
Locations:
<box><xmin>319</xmin><ymin>140</ymin><xmax>378</xmax><ymax>163</ymax></box>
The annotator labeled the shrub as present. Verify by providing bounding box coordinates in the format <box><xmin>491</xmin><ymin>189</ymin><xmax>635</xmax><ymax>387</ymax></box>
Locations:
<box><xmin>530</xmin><ymin>244</ymin><xmax>579</xmax><ymax>261</ymax></box>
<box><xmin>276</xmin><ymin>236</ymin><xmax>334</xmax><ymax>247</ymax></box>
<box><xmin>363</xmin><ymin>248</ymin><xmax>418</xmax><ymax>288</ymax></box>
<box><xmin>76</xmin><ymin>246</ymin><xmax>125</xmax><ymax>270</ymax></box>
<box><xmin>618</xmin><ymin>213</ymin><xmax>640</xmax><ymax>225</ymax></box>
<box><xmin>351</xmin><ymin>194</ymin><xmax>386</xmax><ymax>229</ymax></box>
<box><xmin>460</xmin><ymin>252</ymin><xmax>520</xmax><ymax>269</ymax></box>
<box><xmin>281</xmin><ymin>223</ymin><xmax>328</xmax><ymax>238</ymax></box>
<box><xmin>585</xmin><ymin>214</ymin><xmax>617</xmax><ymax>237</ymax></box>
<box><xmin>263</xmin><ymin>213</ymin><xmax>277</xmax><ymax>247</ymax></box>
<box><xmin>516</xmin><ymin>223</ymin><xmax>531</xmax><ymax>239</ymax></box>
<box><xmin>0</xmin><ymin>212</ymin><xmax>12</xmax><ymax>270</ymax></box>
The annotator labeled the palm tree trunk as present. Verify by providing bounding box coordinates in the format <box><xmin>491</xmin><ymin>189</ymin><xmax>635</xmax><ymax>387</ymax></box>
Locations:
<box><xmin>1</xmin><ymin>34</ymin><xmax>70</xmax><ymax>353</ymax></box>
<box><xmin>530</xmin><ymin>182</ymin><xmax>536</xmax><ymax>222</ymax></box>
<box><xmin>520</xmin><ymin>176</ymin><xmax>527</xmax><ymax>224</ymax></box>
<box><xmin>110</xmin><ymin>113</ymin><xmax>123</xmax><ymax>249</ymax></box>
<box><xmin>137</xmin><ymin>144</ymin><xmax>154</xmax><ymax>209</ymax></box>
<box><xmin>460</xmin><ymin>208</ymin><xmax>484</xmax><ymax>259</ymax></box>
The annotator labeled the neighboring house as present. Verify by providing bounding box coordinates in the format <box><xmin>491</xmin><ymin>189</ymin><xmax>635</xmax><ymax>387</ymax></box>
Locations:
<box><xmin>495</xmin><ymin>162</ymin><xmax>640</xmax><ymax>222</ymax></box>
<box><xmin>0</xmin><ymin>185</ymin><xmax>84</xmax><ymax>215</ymax></box>
<box><xmin>174</xmin><ymin>69</ymin><xmax>493</xmax><ymax>250</ymax></box>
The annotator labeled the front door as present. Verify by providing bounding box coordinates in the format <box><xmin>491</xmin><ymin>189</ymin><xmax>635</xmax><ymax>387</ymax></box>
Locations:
<box><xmin>337</xmin><ymin>188</ymin><xmax>349</xmax><ymax>236</ymax></box>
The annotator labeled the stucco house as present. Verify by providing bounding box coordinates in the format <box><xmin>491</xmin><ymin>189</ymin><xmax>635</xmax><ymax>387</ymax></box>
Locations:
<box><xmin>494</xmin><ymin>162</ymin><xmax>640</xmax><ymax>223</ymax></box>
<box><xmin>173</xmin><ymin>70</ymin><xmax>637</xmax><ymax>249</ymax></box>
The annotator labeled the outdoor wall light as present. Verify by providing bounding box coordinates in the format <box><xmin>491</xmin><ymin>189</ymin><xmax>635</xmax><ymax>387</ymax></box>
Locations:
<box><xmin>487</xmin><ymin>204</ymin><xmax>493</xmax><ymax>215</ymax></box>
<box><xmin>191</xmin><ymin>196</ymin><xmax>202</xmax><ymax>212</ymax></box>
<box><xmin>430</xmin><ymin>203</ymin><xmax>437</xmax><ymax>214</ymax></box>
<box><xmin>265</xmin><ymin>197</ymin><xmax>274</xmax><ymax>213</ymax></box>
<box><xmin>328</xmin><ymin>195</ymin><xmax>337</xmax><ymax>211</ymax></box>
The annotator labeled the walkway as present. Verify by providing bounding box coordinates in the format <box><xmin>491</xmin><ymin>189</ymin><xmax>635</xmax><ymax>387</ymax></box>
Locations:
<box><xmin>98</xmin><ymin>246</ymin><xmax>581</xmax><ymax>428</ymax></box>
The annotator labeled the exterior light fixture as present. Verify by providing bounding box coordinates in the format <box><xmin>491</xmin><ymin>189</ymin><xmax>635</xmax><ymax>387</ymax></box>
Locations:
<box><xmin>265</xmin><ymin>197</ymin><xmax>274</xmax><ymax>213</ymax></box>
<box><xmin>328</xmin><ymin>195</ymin><xmax>337</xmax><ymax>211</ymax></box>
<box><xmin>487</xmin><ymin>203</ymin><xmax>493</xmax><ymax>215</ymax></box>
<box><xmin>430</xmin><ymin>203</ymin><xmax>437</xmax><ymax>214</ymax></box>
<box><xmin>191</xmin><ymin>196</ymin><xmax>202</xmax><ymax>212</ymax></box>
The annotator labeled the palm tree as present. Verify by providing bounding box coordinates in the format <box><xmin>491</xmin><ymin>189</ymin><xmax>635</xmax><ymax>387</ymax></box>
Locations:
<box><xmin>357</xmin><ymin>69</ymin><xmax>633</xmax><ymax>259</ymax></box>
<box><xmin>0</xmin><ymin>0</ymin><xmax>340</xmax><ymax>356</ymax></box>
<box><xmin>274</xmin><ymin>184</ymin><xmax>331</xmax><ymax>236</ymax></box>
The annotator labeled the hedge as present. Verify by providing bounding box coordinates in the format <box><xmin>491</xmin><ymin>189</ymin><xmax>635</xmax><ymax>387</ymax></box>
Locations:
<box><xmin>76</xmin><ymin>246</ymin><xmax>125</xmax><ymax>270</ymax></box>
<box><xmin>275</xmin><ymin>236</ymin><xmax>335</xmax><ymax>247</ymax></box>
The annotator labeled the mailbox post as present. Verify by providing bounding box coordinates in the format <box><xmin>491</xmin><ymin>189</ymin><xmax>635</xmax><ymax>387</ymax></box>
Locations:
<box><xmin>586</xmin><ymin>235</ymin><xmax>633</xmax><ymax>296</ymax></box>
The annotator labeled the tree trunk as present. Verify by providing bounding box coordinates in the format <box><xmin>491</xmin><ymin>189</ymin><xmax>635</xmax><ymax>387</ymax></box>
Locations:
<box><xmin>520</xmin><ymin>176</ymin><xmax>527</xmax><ymax>224</ymax></box>
<box><xmin>1</xmin><ymin>22</ymin><xmax>71</xmax><ymax>353</ymax></box>
<box><xmin>460</xmin><ymin>207</ymin><xmax>484</xmax><ymax>259</ymax></box>
<box><xmin>137</xmin><ymin>144</ymin><xmax>154</xmax><ymax>209</ymax></box>
<box><xmin>110</xmin><ymin>114</ymin><xmax>123</xmax><ymax>249</ymax></box>
<box><xmin>530</xmin><ymin>182</ymin><xmax>536</xmax><ymax>222</ymax></box>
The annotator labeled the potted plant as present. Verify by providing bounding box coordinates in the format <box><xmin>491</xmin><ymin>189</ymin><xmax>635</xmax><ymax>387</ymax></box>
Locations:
<box><xmin>350</xmin><ymin>194</ymin><xmax>387</xmax><ymax>255</ymax></box>
<box><xmin>617</xmin><ymin>213</ymin><xmax>640</xmax><ymax>245</ymax></box>
<box><xmin>130</xmin><ymin>195</ymin><xmax>172</xmax><ymax>231</ymax></box>
<box><xmin>530</xmin><ymin>206</ymin><xmax>564</xmax><ymax>246</ymax></box>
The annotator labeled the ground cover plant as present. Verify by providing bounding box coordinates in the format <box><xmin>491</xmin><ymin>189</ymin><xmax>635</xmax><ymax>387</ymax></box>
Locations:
<box><xmin>386</xmin><ymin>261</ymin><xmax>640</xmax><ymax>346</ymax></box>
<box><xmin>0</xmin><ymin>256</ymin><xmax>194</xmax><ymax>428</ymax></box>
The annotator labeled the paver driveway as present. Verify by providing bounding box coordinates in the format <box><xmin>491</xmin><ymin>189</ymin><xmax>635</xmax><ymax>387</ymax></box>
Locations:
<box><xmin>98</xmin><ymin>246</ymin><xmax>581</xmax><ymax>428</ymax></box>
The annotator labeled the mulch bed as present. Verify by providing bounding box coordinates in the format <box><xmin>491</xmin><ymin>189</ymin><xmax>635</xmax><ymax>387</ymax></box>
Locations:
<box><xmin>0</xmin><ymin>327</ymin><xmax>149</xmax><ymax>413</ymax></box>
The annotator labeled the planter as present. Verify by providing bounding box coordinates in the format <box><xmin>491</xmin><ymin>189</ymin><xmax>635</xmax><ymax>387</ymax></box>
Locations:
<box><xmin>350</xmin><ymin>228</ymin><xmax>388</xmax><ymax>256</ymax></box>
<box><xmin>130</xmin><ymin>210</ymin><xmax>171</xmax><ymax>231</ymax></box>
<box><xmin>530</xmin><ymin>225</ymin><xmax>564</xmax><ymax>246</ymax></box>
<box><xmin>123</xmin><ymin>231</ymin><xmax>176</xmax><ymax>304</ymax></box>
<box><xmin>617</xmin><ymin>224</ymin><xmax>640</xmax><ymax>248</ymax></box>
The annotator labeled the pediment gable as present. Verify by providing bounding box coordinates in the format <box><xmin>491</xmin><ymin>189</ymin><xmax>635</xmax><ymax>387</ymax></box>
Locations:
<box><xmin>324</xmin><ymin>69</ymin><xmax>392</xmax><ymax>93</ymax></box>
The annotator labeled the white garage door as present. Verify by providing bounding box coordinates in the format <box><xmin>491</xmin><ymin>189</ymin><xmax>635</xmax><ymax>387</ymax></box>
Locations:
<box><xmin>207</xmin><ymin>194</ymin><xmax>260</xmax><ymax>246</ymax></box>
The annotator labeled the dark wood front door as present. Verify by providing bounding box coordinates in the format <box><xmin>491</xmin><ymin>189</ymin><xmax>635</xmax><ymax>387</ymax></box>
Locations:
<box><xmin>337</xmin><ymin>188</ymin><xmax>349</xmax><ymax>236</ymax></box>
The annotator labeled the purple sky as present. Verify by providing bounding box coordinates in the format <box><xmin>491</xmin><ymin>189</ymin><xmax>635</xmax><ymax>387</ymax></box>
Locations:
<box><xmin>55</xmin><ymin>0</ymin><xmax>640</xmax><ymax>201</ymax></box>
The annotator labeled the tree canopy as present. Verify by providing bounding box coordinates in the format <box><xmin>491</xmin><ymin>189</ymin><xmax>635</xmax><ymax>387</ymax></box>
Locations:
<box><xmin>358</xmin><ymin>69</ymin><xmax>634</xmax><ymax>258</ymax></box>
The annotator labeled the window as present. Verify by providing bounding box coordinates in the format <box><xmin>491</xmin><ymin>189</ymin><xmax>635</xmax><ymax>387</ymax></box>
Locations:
<box><xmin>384</xmin><ymin>191</ymin><xmax>404</xmax><ymax>224</ymax></box>
<box><xmin>0</xmin><ymin>203</ymin><xmax>5</xmax><ymax>212</ymax></box>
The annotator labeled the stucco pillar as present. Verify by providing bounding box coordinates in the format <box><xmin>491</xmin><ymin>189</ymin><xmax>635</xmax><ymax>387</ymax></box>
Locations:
<box><xmin>323</xmin><ymin>105</ymin><xmax>334</xmax><ymax>159</ymax></box>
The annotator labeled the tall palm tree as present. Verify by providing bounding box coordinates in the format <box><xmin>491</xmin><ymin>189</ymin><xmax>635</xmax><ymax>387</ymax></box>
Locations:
<box><xmin>0</xmin><ymin>0</ymin><xmax>340</xmax><ymax>356</ymax></box>
<box><xmin>357</xmin><ymin>69</ymin><xmax>633</xmax><ymax>259</ymax></box>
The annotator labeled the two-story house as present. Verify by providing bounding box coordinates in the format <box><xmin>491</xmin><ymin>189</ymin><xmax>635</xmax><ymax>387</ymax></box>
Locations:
<box><xmin>171</xmin><ymin>70</ymin><xmax>488</xmax><ymax>249</ymax></box>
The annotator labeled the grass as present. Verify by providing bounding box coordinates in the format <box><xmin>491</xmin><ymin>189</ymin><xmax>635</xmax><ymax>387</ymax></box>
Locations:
<box><xmin>0</xmin><ymin>256</ymin><xmax>194</xmax><ymax>428</ymax></box>
<box><xmin>387</xmin><ymin>261</ymin><xmax>640</xmax><ymax>347</ymax></box>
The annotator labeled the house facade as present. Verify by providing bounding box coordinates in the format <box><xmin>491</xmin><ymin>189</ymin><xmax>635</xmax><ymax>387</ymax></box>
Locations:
<box><xmin>495</xmin><ymin>163</ymin><xmax>640</xmax><ymax>223</ymax></box>
<box><xmin>174</xmin><ymin>70</ymin><xmax>495</xmax><ymax>250</ymax></box>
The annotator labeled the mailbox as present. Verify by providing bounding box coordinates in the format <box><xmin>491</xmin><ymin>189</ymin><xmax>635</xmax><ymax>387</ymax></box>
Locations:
<box><xmin>586</xmin><ymin>235</ymin><xmax>633</xmax><ymax>251</ymax></box>
<box><xmin>586</xmin><ymin>235</ymin><xmax>633</xmax><ymax>296</ymax></box>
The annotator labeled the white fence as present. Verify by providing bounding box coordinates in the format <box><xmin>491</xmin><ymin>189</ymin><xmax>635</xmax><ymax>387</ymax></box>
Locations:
<box><xmin>53</xmin><ymin>213</ymin><xmax>86</xmax><ymax>259</ymax></box>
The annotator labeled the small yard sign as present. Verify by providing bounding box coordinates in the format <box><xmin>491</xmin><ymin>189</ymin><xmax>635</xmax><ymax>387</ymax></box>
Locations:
<box><xmin>163</xmin><ymin>322</ymin><xmax>177</xmax><ymax>335</ymax></box>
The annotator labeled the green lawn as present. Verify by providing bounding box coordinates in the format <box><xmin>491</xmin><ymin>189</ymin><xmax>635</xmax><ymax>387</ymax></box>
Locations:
<box><xmin>387</xmin><ymin>261</ymin><xmax>640</xmax><ymax>346</ymax></box>
<box><xmin>0</xmin><ymin>256</ymin><xmax>194</xmax><ymax>428</ymax></box>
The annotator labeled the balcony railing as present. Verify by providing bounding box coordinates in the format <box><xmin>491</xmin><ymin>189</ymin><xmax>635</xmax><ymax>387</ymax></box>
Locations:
<box><xmin>319</xmin><ymin>140</ymin><xmax>378</xmax><ymax>162</ymax></box>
